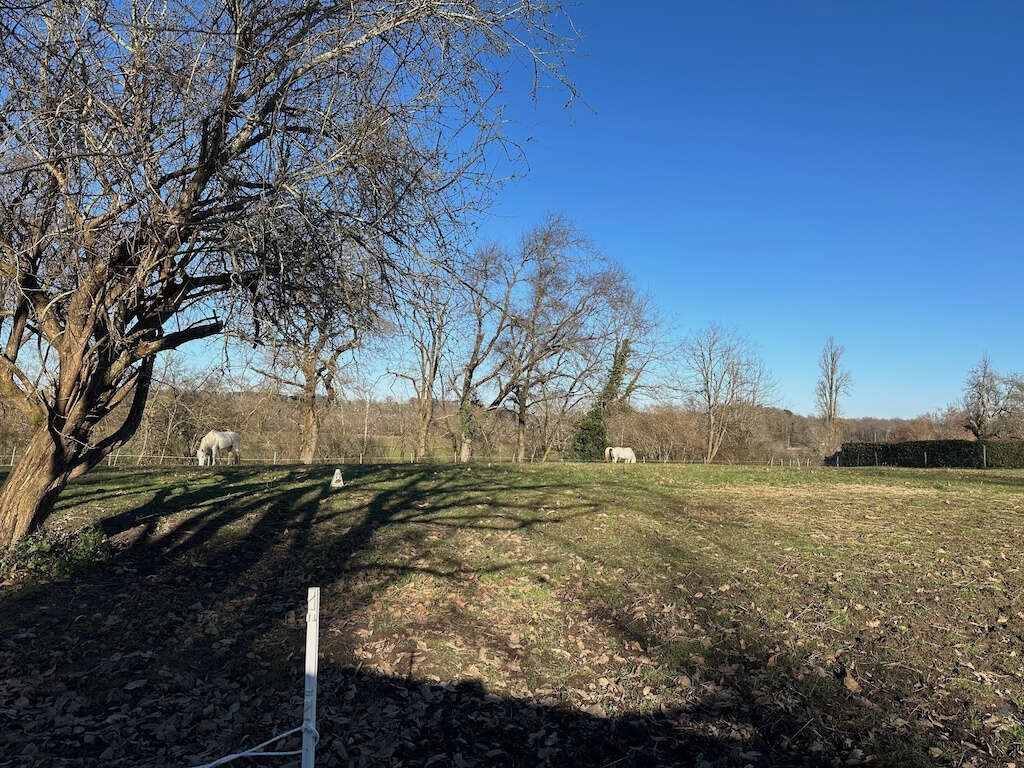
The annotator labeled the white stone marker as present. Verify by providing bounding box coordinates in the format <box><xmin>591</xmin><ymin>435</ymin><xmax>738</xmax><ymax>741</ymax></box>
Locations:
<box><xmin>330</xmin><ymin>469</ymin><xmax>344</xmax><ymax>489</ymax></box>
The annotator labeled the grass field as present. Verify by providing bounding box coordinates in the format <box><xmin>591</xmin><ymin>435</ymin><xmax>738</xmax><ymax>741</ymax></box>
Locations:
<box><xmin>1</xmin><ymin>463</ymin><xmax>1022</xmax><ymax>767</ymax></box>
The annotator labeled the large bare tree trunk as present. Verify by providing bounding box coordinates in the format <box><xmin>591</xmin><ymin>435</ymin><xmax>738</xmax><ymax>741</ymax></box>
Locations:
<box><xmin>299</xmin><ymin>404</ymin><xmax>320</xmax><ymax>465</ymax></box>
<box><xmin>0</xmin><ymin>428</ymin><xmax>69</xmax><ymax>546</ymax></box>
<box><xmin>0</xmin><ymin>358</ymin><xmax>153</xmax><ymax>545</ymax></box>
<box><xmin>459</xmin><ymin>435</ymin><xmax>472</xmax><ymax>463</ymax></box>
<box><xmin>297</xmin><ymin>372</ymin><xmax>321</xmax><ymax>464</ymax></box>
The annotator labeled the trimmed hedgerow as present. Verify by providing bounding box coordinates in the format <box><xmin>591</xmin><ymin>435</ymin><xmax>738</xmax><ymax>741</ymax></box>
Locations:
<box><xmin>984</xmin><ymin>440</ymin><xmax>1024</xmax><ymax>468</ymax></box>
<box><xmin>825</xmin><ymin>440</ymin><xmax>1024</xmax><ymax>468</ymax></box>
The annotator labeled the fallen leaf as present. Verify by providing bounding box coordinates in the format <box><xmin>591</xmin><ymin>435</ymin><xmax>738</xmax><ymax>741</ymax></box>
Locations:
<box><xmin>843</xmin><ymin>673</ymin><xmax>861</xmax><ymax>694</ymax></box>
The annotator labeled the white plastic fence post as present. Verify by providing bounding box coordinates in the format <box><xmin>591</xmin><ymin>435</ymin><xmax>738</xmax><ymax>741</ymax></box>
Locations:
<box><xmin>302</xmin><ymin>587</ymin><xmax>320</xmax><ymax>768</ymax></box>
<box><xmin>9</xmin><ymin>447</ymin><xmax>14</xmax><ymax>466</ymax></box>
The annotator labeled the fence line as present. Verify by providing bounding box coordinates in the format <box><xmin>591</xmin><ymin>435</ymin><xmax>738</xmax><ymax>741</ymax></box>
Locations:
<box><xmin>2</xmin><ymin>449</ymin><xmax>826</xmax><ymax>468</ymax></box>
<box><xmin>80</xmin><ymin>454</ymin><xmax>826</xmax><ymax>468</ymax></box>
<box><xmin>192</xmin><ymin>587</ymin><xmax>320</xmax><ymax>768</ymax></box>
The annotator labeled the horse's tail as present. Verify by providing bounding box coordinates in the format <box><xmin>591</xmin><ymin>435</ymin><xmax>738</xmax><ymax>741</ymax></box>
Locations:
<box><xmin>604</xmin><ymin>447</ymin><xmax>612</xmax><ymax>462</ymax></box>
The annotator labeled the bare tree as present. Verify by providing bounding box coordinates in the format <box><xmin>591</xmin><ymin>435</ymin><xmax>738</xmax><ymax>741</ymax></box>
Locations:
<box><xmin>962</xmin><ymin>356</ymin><xmax>1012</xmax><ymax>440</ymax></box>
<box><xmin>442</xmin><ymin>245</ymin><xmax>527</xmax><ymax>462</ymax></box>
<box><xmin>437</xmin><ymin>217</ymin><xmax>636</xmax><ymax>462</ymax></box>
<box><xmin>498</xmin><ymin>215</ymin><xmax>618</xmax><ymax>461</ymax></box>
<box><xmin>815</xmin><ymin>336</ymin><xmax>851</xmax><ymax>453</ymax></box>
<box><xmin>1001</xmin><ymin>375</ymin><xmax>1024</xmax><ymax>439</ymax></box>
<box><xmin>251</xmin><ymin>212</ymin><xmax>378</xmax><ymax>463</ymax></box>
<box><xmin>563</xmin><ymin>292</ymin><xmax>668</xmax><ymax>461</ymax></box>
<box><xmin>391</xmin><ymin>266</ymin><xmax>455</xmax><ymax>459</ymax></box>
<box><xmin>0</xmin><ymin>0</ymin><xmax>576</xmax><ymax>543</ymax></box>
<box><xmin>682</xmin><ymin>325</ymin><xmax>771</xmax><ymax>464</ymax></box>
<box><xmin>532</xmin><ymin>335</ymin><xmax>609</xmax><ymax>461</ymax></box>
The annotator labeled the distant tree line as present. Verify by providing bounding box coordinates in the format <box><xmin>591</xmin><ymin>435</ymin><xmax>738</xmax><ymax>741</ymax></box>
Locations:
<box><xmin>0</xmin><ymin>360</ymin><xmax>991</xmax><ymax>468</ymax></box>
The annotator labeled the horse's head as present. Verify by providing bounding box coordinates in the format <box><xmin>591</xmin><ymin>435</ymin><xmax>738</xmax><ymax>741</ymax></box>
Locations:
<box><xmin>196</xmin><ymin>447</ymin><xmax>207</xmax><ymax>466</ymax></box>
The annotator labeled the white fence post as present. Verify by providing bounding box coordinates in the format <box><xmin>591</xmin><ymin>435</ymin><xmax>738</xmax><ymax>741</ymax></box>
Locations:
<box><xmin>302</xmin><ymin>587</ymin><xmax>320</xmax><ymax>768</ymax></box>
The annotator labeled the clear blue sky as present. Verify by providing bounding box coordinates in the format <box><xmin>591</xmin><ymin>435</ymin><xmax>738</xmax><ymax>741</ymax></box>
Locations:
<box><xmin>480</xmin><ymin>1</ymin><xmax>1024</xmax><ymax>418</ymax></box>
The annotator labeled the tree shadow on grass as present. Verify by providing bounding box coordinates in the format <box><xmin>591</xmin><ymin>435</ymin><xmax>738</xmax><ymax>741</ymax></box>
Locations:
<box><xmin>0</xmin><ymin>464</ymin><xmax>948</xmax><ymax>766</ymax></box>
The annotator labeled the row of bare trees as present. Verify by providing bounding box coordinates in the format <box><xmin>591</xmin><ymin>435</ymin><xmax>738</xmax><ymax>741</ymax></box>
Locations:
<box><xmin>390</xmin><ymin>215</ymin><xmax>657</xmax><ymax>463</ymax></box>
<box><xmin>210</xmin><ymin>213</ymin><xmax>657</xmax><ymax>465</ymax></box>
<box><xmin>0</xmin><ymin>325</ymin><xmax>997</xmax><ymax>471</ymax></box>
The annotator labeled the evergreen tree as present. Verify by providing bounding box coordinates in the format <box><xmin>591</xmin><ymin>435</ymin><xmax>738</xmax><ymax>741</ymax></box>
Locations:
<box><xmin>570</xmin><ymin>340</ymin><xmax>631</xmax><ymax>460</ymax></box>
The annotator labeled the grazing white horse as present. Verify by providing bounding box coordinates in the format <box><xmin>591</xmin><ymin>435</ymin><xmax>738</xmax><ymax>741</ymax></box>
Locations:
<box><xmin>605</xmin><ymin>446</ymin><xmax>636</xmax><ymax>464</ymax></box>
<box><xmin>197</xmin><ymin>430</ymin><xmax>242</xmax><ymax>466</ymax></box>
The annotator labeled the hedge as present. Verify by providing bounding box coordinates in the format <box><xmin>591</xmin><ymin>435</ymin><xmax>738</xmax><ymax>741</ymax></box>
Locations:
<box><xmin>825</xmin><ymin>440</ymin><xmax>1024</xmax><ymax>469</ymax></box>
<box><xmin>981</xmin><ymin>440</ymin><xmax>1024</xmax><ymax>468</ymax></box>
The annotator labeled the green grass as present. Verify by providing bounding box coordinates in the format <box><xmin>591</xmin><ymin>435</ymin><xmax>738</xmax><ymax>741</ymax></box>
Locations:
<box><xmin>1</xmin><ymin>463</ymin><xmax>1022</xmax><ymax>767</ymax></box>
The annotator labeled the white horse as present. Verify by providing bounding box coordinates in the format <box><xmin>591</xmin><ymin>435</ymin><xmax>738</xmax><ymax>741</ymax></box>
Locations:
<box><xmin>605</xmin><ymin>446</ymin><xmax>636</xmax><ymax>464</ymax></box>
<box><xmin>196</xmin><ymin>430</ymin><xmax>242</xmax><ymax>466</ymax></box>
